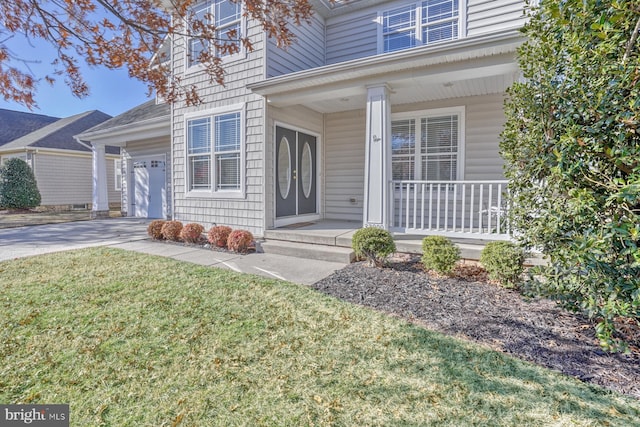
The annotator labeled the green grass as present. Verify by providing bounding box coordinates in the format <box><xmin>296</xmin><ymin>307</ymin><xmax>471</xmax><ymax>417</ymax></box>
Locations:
<box><xmin>0</xmin><ymin>248</ymin><xmax>638</xmax><ymax>426</ymax></box>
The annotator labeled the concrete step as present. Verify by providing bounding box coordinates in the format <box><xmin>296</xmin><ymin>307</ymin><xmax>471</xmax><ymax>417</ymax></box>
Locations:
<box><xmin>259</xmin><ymin>240</ymin><xmax>355</xmax><ymax>264</ymax></box>
<box><xmin>263</xmin><ymin>229</ymin><xmax>338</xmax><ymax>246</ymax></box>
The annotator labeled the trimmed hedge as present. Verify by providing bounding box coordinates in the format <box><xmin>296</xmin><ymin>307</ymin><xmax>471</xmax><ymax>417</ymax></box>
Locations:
<box><xmin>351</xmin><ymin>227</ymin><xmax>396</xmax><ymax>267</ymax></box>
<box><xmin>421</xmin><ymin>236</ymin><xmax>460</xmax><ymax>276</ymax></box>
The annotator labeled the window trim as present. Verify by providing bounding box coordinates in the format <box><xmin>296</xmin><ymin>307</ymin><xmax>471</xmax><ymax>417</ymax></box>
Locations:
<box><xmin>391</xmin><ymin>106</ymin><xmax>465</xmax><ymax>181</ymax></box>
<box><xmin>184</xmin><ymin>103</ymin><xmax>246</xmax><ymax>199</ymax></box>
<box><xmin>184</xmin><ymin>0</ymin><xmax>247</xmax><ymax>74</ymax></box>
<box><xmin>377</xmin><ymin>0</ymin><xmax>466</xmax><ymax>54</ymax></box>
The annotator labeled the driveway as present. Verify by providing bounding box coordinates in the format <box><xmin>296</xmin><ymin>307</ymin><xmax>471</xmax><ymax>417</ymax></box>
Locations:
<box><xmin>0</xmin><ymin>218</ymin><xmax>150</xmax><ymax>262</ymax></box>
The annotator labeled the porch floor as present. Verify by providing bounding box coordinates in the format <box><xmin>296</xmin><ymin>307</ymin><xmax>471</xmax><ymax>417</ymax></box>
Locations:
<box><xmin>263</xmin><ymin>220</ymin><xmax>495</xmax><ymax>261</ymax></box>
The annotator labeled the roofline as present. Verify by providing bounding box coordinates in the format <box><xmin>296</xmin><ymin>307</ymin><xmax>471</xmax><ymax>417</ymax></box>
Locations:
<box><xmin>0</xmin><ymin>110</ymin><xmax>99</xmax><ymax>151</ymax></box>
<box><xmin>248</xmin><ymin>28</ymin><xmax>524</xmax><ymax>95</ymax></box>
<box><xmin>0</xmin><ymin>146</ymin><xmax>119</xmax><ymax>158</ymax></box>
<box><xmin>75</xmin><ymin>114</ymin><xmax>170</xmax><ymax>144</ymax></box>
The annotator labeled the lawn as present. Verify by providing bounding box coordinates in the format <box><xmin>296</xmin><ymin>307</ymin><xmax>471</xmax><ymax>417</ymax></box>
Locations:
<box><xmin>1</xmin><ymin>248</ymin><xmax>638</xmax><ymax>426</ymax></box>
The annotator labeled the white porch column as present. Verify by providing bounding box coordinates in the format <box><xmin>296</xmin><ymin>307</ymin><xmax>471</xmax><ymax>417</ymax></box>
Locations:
<box><xmin>363</xmin><ymin>84</ymin><xmax>392</xmax><ymax>229</ymax></box>
<box><xmin>91</xmin><ymin>142</ymin><xmax>110</xmax><ymax>218</ymax></box>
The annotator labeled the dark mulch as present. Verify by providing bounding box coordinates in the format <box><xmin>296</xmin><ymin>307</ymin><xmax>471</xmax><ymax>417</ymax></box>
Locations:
<box><xmin>312</xmin><ymin>256</ymin><xmax>640</xmax><ymax>399</ymax></box>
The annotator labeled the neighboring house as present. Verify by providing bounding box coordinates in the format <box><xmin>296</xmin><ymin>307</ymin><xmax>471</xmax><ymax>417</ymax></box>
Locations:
<box><xmin>0</xmin><ymin>108</ymin><xmax>59</xmax><ymax>146</ymax></box>
<box><xmin>82</xmin><ymin>0</ymin><xmax>526</xmax><ymax>240</ymax></box>
<box><xmin>0</xmin><ymin>110</ymin><xmax>120</xmax><ymax>210</ymax></box>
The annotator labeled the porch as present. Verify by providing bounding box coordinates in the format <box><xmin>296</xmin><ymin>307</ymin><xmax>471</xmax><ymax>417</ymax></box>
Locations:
<box><xmin>262</xmin><ymin>219</ymin><xmax>498</xmax><ymax>263</ymax></box>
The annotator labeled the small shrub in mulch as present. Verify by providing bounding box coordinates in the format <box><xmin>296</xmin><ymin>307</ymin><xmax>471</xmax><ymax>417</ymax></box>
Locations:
<box><xmin>421</xmin><ymin>236</ymin><xmax>460</xmax><ymax>276</ymax></box>
<box><xmin>351</xmin><ymin>227</ymin><xmax>396</xmax><ymax>267</ymax></box>
<box><xmin>227</xmin><ymin>229</ymin><xmax>254</xmax><ymax>253</ymax></box>
<box><xmin>480</xmin><ymin>241</ymin><xmax>525</xmax><ymax>288</ymax></box>
<box><xmin>208</xmin><ymin>225</ymin><xmax>233</xmax><ymax>248</ymax></box>
<box><xmin>147</xmin><ymin>220</ymin><xmax>166</xmax><ymax>240</ymax></box>
<box><xmin>180</xmin><ymin>223</ymin><xmax>204</xmax><ymax>243</ymax></box>
<box><xmin>161</xmin><ymin>220</ymin><xmax>183</xmax><ymax>242</ymax></box>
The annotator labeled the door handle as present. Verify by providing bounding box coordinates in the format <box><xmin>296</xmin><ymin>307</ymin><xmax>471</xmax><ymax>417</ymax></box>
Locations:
<box><xmin>293</xmin><ymin>169</ymin><xmax>297</xmax><ymax>180</ymax></box>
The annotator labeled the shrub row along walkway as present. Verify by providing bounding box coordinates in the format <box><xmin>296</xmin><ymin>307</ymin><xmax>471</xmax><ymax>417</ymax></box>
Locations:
<box><xmin>313</xmin><ymin>256</ymin><xmax>640</xmax><ymax>399</ymax></box>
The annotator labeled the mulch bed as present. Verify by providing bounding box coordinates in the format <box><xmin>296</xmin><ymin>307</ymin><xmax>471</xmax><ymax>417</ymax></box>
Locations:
<box><xmin>312</xmin><ymin>255</ymin><xmax>640</xmax><ymax>399</ymax></box>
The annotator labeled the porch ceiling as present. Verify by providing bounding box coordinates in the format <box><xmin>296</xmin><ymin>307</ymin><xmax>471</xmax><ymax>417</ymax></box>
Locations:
<box><xmin>251</xmin><ymin>30</ymin><xmax>523</xmax><ymax>114</ymax></box>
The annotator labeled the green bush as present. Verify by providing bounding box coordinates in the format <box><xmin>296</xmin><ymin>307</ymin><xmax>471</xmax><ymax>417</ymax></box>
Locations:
<box><xmin>480</xmin><ymin>241</ymin><xmax>525</xmax><ymax>288</ymax></box>
<box><xmin>351</xmin><ymin>227</ymin><xmax>396</xmax><ymax>267</ymax></box>
<box><xmin>147</xmin><ymin>220</ymin><xmax>166</xmax><ymax>240</ymax></box>
<box><xmin>0</xmin><ymin>158</ymin><xmax>41</xmax><ymax>209</ymax></box>
<box><xmin>421</xmin><ymin>236</ymin><xmax>460</xmax><ymax>276</ymax></box>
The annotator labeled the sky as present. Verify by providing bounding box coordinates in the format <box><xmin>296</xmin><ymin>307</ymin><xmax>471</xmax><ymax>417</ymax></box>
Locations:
<box><xmin>0</xmin><ymin>33</ymin><xmax>153</xmax><ymax>119</ymax></box>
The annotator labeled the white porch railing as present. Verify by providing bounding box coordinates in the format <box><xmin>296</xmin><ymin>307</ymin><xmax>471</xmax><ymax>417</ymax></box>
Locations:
<box><xmin>390</xmin><ymin>180</ymin><xmax>511</xmax><ymax>240</ymax></box>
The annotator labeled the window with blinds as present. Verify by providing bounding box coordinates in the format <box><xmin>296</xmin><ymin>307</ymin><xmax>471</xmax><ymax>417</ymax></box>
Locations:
<box><xmin>381</xmin><ymin>0</ymin><xmax>459</xmax><ymax>53</ymax></box>
<box><xmin>421</xmin><ymin>115</ymin><xmax>458</xmax><ymax>181</ymax></box>
<box><xmin>187</xmin><ymin>0</ymin><xmax>242</xmax><ymax>68</ymax></box>
<box><xmin>391</xmin><ymin>111</ymin><xmax>461</xmax><ymax>181</ymax></box>
<box><xmin>391</xmin><ymin>119</ymin><xmax>416</xmax><ymax>180</ymax></box>
<box><xmin>186</xmin><ymin>111</ymin><xmax>241</xmax><ymax>192</ymax></box>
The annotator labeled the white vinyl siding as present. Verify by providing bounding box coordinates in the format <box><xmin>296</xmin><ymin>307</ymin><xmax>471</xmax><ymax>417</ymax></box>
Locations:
<box><xmin>325</xmin><ymin>0</ymin><xmax>525</xmax><ymax>64</ymax></box>
<box><xmin>266</xmin><ymin>14</ymin><xmax>325</xmax><ymax>77</ymax></box>
<box><xmin>324</xmin><ymin>109</ymin><xmax>366</xmax><ymax>221</ymax></box>
<box><xmin>172</xmin><ymin>14</ymin><xmax>265</xmax><ymax>235</ymax></box>
<box><xmin>467</xmin><ymin>0</ymin><xmax>527</xmax><ymax>37</ymax></box>
<box><xmin>326</xmin><ymin>12</ymin><xmax>377</xmax><ymax>65</ymax></box>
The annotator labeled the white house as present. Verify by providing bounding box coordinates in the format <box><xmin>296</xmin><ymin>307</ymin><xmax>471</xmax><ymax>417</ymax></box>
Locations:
<box><xmin>80</xmin><ymin>0</ymin><xmax>527</xmax><ymax>240</ymax></box>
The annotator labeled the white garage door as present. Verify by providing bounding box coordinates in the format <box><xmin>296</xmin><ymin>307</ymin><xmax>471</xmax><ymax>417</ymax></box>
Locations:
<box><xmin>133</xmin><ymin>156</ymin><xmax>166</xmax><ymax>218</ymax></box>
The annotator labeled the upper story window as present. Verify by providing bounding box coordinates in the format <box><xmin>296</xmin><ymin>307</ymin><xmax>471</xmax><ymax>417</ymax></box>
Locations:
<box><xmin>186</xmin><ymin>108</ymin><xmax>243</xmax><ymax>194</ymax></box>
<box><xmin>381</xmin><ymin>0</ymin><xmax>460</xmax><ymax>53</ymax></box>
<box><xmin>187</xmin><ymin>0</ymin><xmax>243</xmax><ymax>68</ymax></box>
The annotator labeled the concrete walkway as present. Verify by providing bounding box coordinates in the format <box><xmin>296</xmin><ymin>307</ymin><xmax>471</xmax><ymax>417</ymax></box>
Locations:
<box><xmin>0</xmin><ymin>218</ymin><xmax>347</xmax><ymax>285</ymax></box>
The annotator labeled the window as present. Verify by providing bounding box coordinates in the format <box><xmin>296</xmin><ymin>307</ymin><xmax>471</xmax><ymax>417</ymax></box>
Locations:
<box><xmin>188</xmin><ymin>0</ymin><xmax>242</xmax><ymax>67</ymax></box>
<box><xmin>391</xmin><ymin>108</ymin><xmax>463</xmax><ymax>181</ymax></box>
<box><xmin>114</xmin><ymin>159</ymin><xmax>122</xmax><ymax>191</ymax></box>
<box><xmin>186</xmin><ymin>110</ymin><xmax>242</xmax><ymax>193</ymax></box>
<box><xmin>381</xmin><ymin>0</ymin><xmax>459</xmax><ymax>53</ymax></box>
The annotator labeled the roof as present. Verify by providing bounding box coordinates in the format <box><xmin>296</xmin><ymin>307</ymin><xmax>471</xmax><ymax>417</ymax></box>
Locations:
<box><xmin>84</xmin><ymin>99</ymin><xmax>169</xmax><ymax>134</ymax></box>
<box><xmin>0</xmin><ymin>109</ymin><xmax>59</xmax><ymax>147</ymax></box>
<box><xmin>0</xmin><ymin>110</ymin><xmax>117</xmax><ymax>154</ymax></box>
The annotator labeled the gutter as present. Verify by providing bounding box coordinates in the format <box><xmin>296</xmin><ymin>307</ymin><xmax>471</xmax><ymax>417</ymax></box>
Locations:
<box><xmin>248</xmin><ymin>28</ymin><xmax>524</xmax><ymax>94</ymax></box>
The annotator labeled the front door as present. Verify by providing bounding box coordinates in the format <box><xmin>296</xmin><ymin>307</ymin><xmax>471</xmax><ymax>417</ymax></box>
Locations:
<box><xmin>133</xmin><ymin>156</ymin><xmax>166</xmax><ymax>218</ymax></box>
<box><xmin>276</xmin><ymin>126</ymin><xmax>317</xmax><ymax>219</ymax></box>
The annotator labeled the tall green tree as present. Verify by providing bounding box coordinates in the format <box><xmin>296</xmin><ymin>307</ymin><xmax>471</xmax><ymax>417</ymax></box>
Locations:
<box><xmin>0</xmin><ymin>158</ymin><xmax>41</xmax><ymax>209</ymax></box>
<box><xmin>501</xmin><ymin>0</ymin><xmax>640</xmax><ymax>351</ymax></box>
